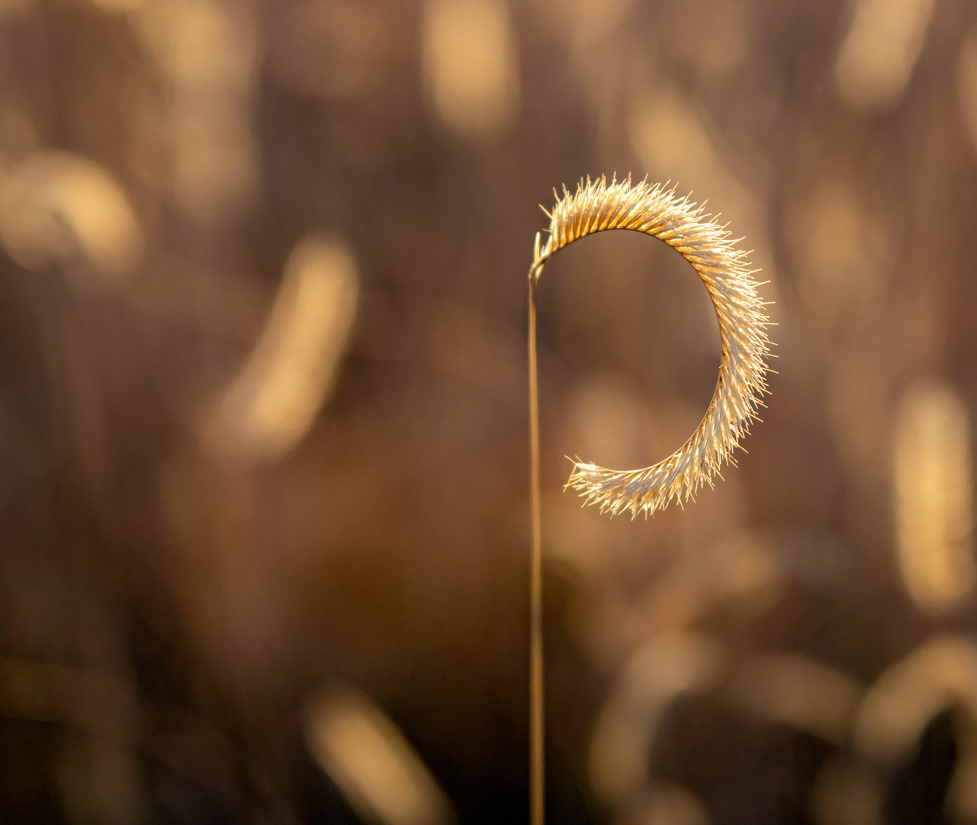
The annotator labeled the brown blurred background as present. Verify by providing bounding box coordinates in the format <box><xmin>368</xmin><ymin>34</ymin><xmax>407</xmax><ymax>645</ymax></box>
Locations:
<box><xmin>2</xmin><ymin>0</ymin><xmax>977</xmax><ymax>823</ymax></box>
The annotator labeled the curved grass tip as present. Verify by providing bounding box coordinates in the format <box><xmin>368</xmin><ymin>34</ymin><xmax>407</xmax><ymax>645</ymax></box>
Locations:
<box><xmin>533</xmin><ymin>175</ymin><xmax>773</xmax><ymax>518</ymax></box>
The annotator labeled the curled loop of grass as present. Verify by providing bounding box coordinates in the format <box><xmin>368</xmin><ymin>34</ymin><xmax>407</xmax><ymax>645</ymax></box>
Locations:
<box><xmin>533</xmin><ymin>175</ymin><xmax>772</xmax><ymax>517</ymax></box>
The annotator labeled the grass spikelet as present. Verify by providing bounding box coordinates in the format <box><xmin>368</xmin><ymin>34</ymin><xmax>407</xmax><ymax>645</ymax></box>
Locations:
<box><xmin>531</xmin><ymin>174</ymin><xmax>772</xmax><ymax>518</ymax></box>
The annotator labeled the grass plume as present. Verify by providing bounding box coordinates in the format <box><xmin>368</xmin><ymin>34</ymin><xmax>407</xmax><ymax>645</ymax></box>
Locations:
<box><xmin>532</xmin><ymin>175</ymin><xmax>773</xmax><ymax>518</ymax></box>
<box><xmin>527</xmin><ymin>175</ymin><xmax>772</xmax><ymax>825</ymax></box>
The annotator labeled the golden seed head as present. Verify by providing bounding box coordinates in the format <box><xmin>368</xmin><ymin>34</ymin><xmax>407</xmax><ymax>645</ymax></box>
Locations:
<box><xmin>534</xmin><ymin>175</ymin><xmax>772</xmax><ymax>518</ymax></box>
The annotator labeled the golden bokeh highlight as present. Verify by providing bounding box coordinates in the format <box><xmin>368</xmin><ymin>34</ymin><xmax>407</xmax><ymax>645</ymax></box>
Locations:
<box><xmin>635</xmin><ymin>535</ymin><xmax>784</xmax><ymax>637</ymax></box>
<box><xmin>725</xmin><ymin>653</ymin><xmax>862</xmax><ymax>745</ymax></box>
<box><xmin>856</xmin><ymin>636</ymin><xmax>977</xmax><ymax>759</ymax></box>
<box><xmin>834</xmin><ymin>0</ymin><xmax>935</xmax><ymax>110</ymax></box>
<box><xmin>133</xmin><ymin>0</ymin><xmax>257</xmax><ymax>228</ymax></box>
<box><xmin>304</xmin><ymin>685</ymin><xmax>456</xmax><ymax>825</ymax></box>
<box><xmin>894</xmin><ymin>380</ymin><xmax>975</xmax><ymax>613</ymax></box>
<box><xmin>0</xmin><ymin>152</ymin><xmax>141</xmax><ymax>287</ymax></box>
<box><xmin>628</xmin><ymin>89</ymin><xmax>732</xmax><ymax>195</ymax></box>
<box><xmin>627</xmin><ymin>86</ymin><xmax>774</xmax><ymax>290</ymax></box>
<box><xmin>202</xmin><ymin>234</ymin><xmax>360</xmax><ymax>463</ymax></box>
<box><xmin>589</xmin><ymin>635</ymin><xmax>722</xmax><ymax>805</ymax></box>
<box><xmin>422</xmin><ymin>0</ymin><xmax>520</xmax><ymax>141</ymax></box>
<box><xmin>790</xmin><ymin>180</ymin><xmax>890</xmax><ymax>327</ymax></box>
<box><xmin>855</xmin><ymin>637</ymin><xmax>977</xmax><ymax>823</ymax></box>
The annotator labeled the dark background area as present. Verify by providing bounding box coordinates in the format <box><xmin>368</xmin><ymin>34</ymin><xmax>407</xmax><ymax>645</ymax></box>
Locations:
<box><xmin>2</xmin><ymin>0</ymin><xmax>977</xmax><ymax>823</ymax></box>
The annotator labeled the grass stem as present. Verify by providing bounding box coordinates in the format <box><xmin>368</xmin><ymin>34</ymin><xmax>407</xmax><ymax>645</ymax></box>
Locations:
<box><xmin>528</xmin><ymin>268</ymin><xmax>544</xmax><ymax>825</ymax></box>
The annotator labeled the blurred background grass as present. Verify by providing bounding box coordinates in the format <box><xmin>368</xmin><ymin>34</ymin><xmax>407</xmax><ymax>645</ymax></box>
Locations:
<box><xmin>1</xmin><ymin>0</ymin><xmax>977</xmax><ymax>823</ymax></box>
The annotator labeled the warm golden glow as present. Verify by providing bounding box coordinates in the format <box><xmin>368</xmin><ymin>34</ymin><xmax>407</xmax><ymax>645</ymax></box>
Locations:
<box><xmin>202</xmin><ymin>234</ymin><xmax>359</xmax><ymax>462</ymax></box>
<box><xmin>834</xmin><ymin>0</ymin><xmax>935</xmax><ymax>110</ymax></box>
<box><xmin>894</xmin><ymin>380</ymin><xmax>975</xmax><ymax>612</ymax></box>
<box><xmin>855</xmin><ymin>636</ymin><xmax>977</xmax><ymax>759</ymax></box>
<box><xmin>589</xmin><ymin>635</ymin><xmax>722</xmax><ymax>803</ymax></box>
<box><xmin>304</xmin><ymin>685</ymin><xmax>456</xmax><ymax>825</ymax></box>
<box><xmin>133</xmin><ymin>0</ymin><xmax>257</xmax><ymax>228</ymax></box>
<box><xmin>0</xmin><ymin>152</ymin><xmax>141</xmax><ymax>286</ymax></box>
<box><xmin>854</xmin><ymin>636</ymin><xmax>977</xmax><ymax>822</ymax></box>
<box><xmin>725</xmin><ymin>653</ymin><xmax>862</xmax><ymax>744</ymax></box>
<box><xmin>791</xmin><ymin>180</ymin><xmax>889</xmax><ymax>326</ymax></box>
<box><xmin>422</xmin><ymin>0</ymin><xmax>520</xmax><ymax>141</ymax></box>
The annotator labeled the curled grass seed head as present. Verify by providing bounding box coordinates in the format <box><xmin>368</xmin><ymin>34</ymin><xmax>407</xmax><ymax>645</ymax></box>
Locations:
<box><xmin>533</xmin><ymin>175</ymin><xmax>772</xmax><ymax>518</ymax></box>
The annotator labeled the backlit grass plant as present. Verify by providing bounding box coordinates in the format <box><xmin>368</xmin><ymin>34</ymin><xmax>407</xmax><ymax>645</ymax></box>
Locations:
<box><xmin>526</xmin><ymin>175</ymin><xmax>773</xmax><ymax>825</ymax></box>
